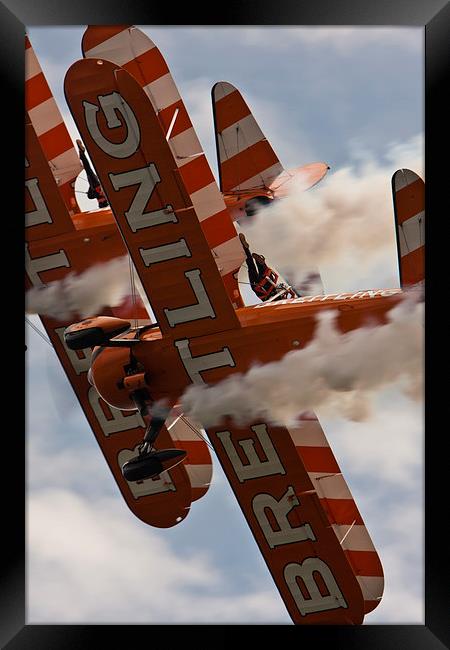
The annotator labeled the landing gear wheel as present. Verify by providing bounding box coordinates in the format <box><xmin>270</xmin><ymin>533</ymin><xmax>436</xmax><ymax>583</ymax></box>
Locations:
<box><xmin>122</xmin><ymin>448</ymin><xmax>187</xmax><ymax>482</ymax></box>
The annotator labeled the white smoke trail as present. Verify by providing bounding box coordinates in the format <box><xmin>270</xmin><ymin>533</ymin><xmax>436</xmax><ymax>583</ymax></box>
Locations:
<box><xmin>241</xmin><ymin>135</ymin><xmax>424</xmax><ymax>289</ymax></box>
<box><xmin>181</xmin><ymin>295</ymin><xmax>423</xmax><ymax>428</ymax></box>
<box><xmin>26</xmin><ymin>256</ymin><xmax>131</xmax><ymax>321</ymax></box>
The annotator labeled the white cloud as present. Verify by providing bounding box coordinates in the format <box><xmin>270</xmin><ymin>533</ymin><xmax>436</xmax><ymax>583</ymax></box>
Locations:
<box><xmin>235</xmin><ymin>90</ymin><xmax>319</xmax><ymax>170</ymax></box>
<box><xmin>240</xmin><ymin>134</ymin><xmax>423</xmax><ymax>294</ymax></box>
<box><xmin>182</xmin><ymin>297</ymin><xmax>424</xmax><ymax>429</ymax></box>
<box><xmin>144</xmin><ymin>26</ymin><xmax>421</xmax><ymax>56</ymax></box>
<box><xmin>178</xmin><ymin>76</ymin><xmax>220</xmax><ymax>177</ymax></box>
<box><xmin>26</xmin><ymin>256</ymin><xmax>131</xmax><ymax>321</ymax></box>
<box><xmin>26</xmin><ymin>396</ymin><xmax>424</xmax><ymax>624</ymax></box>
<box><xmin>27</xmin><ymin>488</ymin><xmax>287</xmax><ymax>623</ymax></box>
<box><xmin>27</xmin><ymin>435</ymin><xmax>113</xmax><ymax>495</ymax></box>
<box><xmin>318</xmin><ymin>388</ymin><xmax>423</xmax><ymax>487</ymax></box>
<box><xmin>365</xmin><ymin>500</ymin><xmax>424</xmax><ymax>623</ymax></box>
<box><xmin>26</xmin><ymin>353</ymin><xmax>424</xmax><ymax>624</ymax></box>
<box><xmin>241</xmin><ymin>27</ymin><xmax>422</xmax><ymax>54</ymax></box>
<box><xmin>319</xmin><ymin>391</ymin><xmax>424</xmax><ymax>625</ymax></box>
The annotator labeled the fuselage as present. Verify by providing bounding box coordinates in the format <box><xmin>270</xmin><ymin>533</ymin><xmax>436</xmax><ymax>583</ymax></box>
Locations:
<box><xmin>42</xmin><ymin>208</ymin><xmax>404</xmax><ymax>417</ymax></box>
<box><xmin>90</xmin><ymin>288</ymin><xmax>403</xmax><ymax>413</ymax></box>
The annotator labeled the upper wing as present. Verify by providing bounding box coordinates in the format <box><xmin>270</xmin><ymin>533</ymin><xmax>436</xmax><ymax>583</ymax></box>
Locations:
<box><xmin>26</xmin><ymin>114</ymin><xmax>193</xmax><ymax>528</ymax></box>
<box><xmin>25</xmin><ymin>34</ymin><xmax>82</xmax><ymax>215</ymax></box>
<box><xmin>212</xmin><ymin>81</ymin><xmax>284</xmax><ymax>193</ymax></box>
<box><xmin>287</xmin><ymin>413</ymin><xmax>383</xmax><ymax>614</ymax></box>
<box><xmin>204</xmin><ymin>417</ymin><xmax>366</xmax><ymax>624</ymax></box>
<box><xmin>212</xmin><ymin>81</ymin><xmax>329</xmax><ymax>196</ymax></box>
<box><xmin>64</xmin><ymin>57</ymin><xmax>243</xmax><ymax>340</ymax></box>
<box><xmin>25</xmin><ymin>113</ymin><xmax>76</xmax><ymax>242</ymax></box>
<box><xmin>81</xmin><ymin>25</ymin><xmax>244</xmax><ymax>309</ymax></box>
<box><xmin>392</xmin><ymin>169</ymin><xmax>425</xmax><ymax>288</ymax></box>
<box><xmin>212</xmin><ymin>81</ymin><xmax>326</xmax><ymax>298</ymax></box>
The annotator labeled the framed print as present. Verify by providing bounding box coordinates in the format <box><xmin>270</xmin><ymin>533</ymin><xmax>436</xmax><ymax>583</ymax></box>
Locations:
<box><xmin>4</xmin><ymin>1</ymin><xmax>448</xmax><ymax>647</ymax></box>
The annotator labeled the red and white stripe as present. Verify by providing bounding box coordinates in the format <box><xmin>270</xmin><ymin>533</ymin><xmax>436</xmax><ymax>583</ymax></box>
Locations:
<box><xmin>166</xmin><ymin>410</ymin><xmax>213</xmax><ymax>503</ymax></box>
<box><xmin>82</xmin><ymin>26</ymin><xmax>245</xmax><ymax>308</ymax></box>
<box><xmin>212</xmin><ymin>81</ymin><xmax>284</xmax><ymax>193</ymax></box>
<box><xmin>392</xmin><ymin>169</ymin><xmax>425</xmax><ymax>288</ymax></box>
<box><xmin>25</xmin><ymin>35</ymin><xmax>83</xmax><ymax>215</ymax></box>
<box><xmin>288</xmin><ymin>412</ymin><xmax>384</xmax><ymax>614</ymax></box>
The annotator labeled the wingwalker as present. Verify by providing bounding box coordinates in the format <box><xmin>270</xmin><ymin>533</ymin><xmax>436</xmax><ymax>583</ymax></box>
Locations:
<box><xmin>25</xmin><ymin>26</ymin><xmax>424</xmax><ymax>625</ymax></box>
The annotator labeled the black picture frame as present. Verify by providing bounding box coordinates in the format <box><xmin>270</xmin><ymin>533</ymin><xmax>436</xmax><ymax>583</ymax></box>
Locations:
<box><xmin>7</xmin><ymin>1</ymin><xmax>449</xmax><ymax>647</ymax></box>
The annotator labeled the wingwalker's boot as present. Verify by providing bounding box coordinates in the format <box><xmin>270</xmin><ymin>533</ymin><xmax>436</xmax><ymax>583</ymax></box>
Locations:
<box><xmin>122</xmin><ymin>448</ymin><xmax>187</xmax><ymax>482</ymax></box>
<box><xmin>121</xmin><ymin>408</ymin><xmax>187</xmax><ymax>482</ymax></box>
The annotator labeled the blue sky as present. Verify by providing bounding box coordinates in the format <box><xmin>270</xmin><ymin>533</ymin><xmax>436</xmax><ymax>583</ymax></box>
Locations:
<box><xmin>26</xmin><ymin>25</ymin><xmax>424</xmax><ymax>624</ymax></box>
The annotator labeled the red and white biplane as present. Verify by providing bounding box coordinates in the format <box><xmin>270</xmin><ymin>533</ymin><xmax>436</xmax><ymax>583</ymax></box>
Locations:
<box><xmin>25</xmin><ymin>25</ymin><xmax>424</xmax><ymax>625</ymax></box>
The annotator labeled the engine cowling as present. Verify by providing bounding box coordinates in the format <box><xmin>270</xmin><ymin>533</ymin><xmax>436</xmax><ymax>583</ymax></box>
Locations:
<box><xmin>89</xmin><ymin>345</ymin><xmax>141</xmax><ymax>411</ymax></box>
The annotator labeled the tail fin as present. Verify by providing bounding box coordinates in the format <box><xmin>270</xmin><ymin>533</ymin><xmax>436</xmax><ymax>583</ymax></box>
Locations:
<box><xmin>25</xmin><ymin>34</ymin><xmax>83</xmax><ymax>215</ymax></box>
<box><xmin>392</xmin><ymin>169</ymin><xmax>425</xmax><ymax>288</ymax></box>
<box><xmin>212</xmin><ymin>81</ymin><xmax>284</xmax><ymax>193</ymax></box>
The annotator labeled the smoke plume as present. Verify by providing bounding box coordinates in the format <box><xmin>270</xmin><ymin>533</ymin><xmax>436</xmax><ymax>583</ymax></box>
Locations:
<box><xmin>26</xmin><ymin>256</ymin><xmax>131</xmax><ymax>321</ymax></box>
<box><xmin>240</xmin><ymin>135</ymin><xmax>423</xmax><ymax>288</ymax></box>
<box><xmin>181</xmin><ymin>295</ymin><xmax>423</xmax><ymax>428</ymax></box>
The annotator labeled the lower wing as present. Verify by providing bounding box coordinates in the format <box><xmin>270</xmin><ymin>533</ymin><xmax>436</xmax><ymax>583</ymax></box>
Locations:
<box><xmin>287</xmin><ymin>412</ymin><xmax>384</xmax><ymax>614</ymax></box>
<box><xmin>26</xmin><ymin>111</ymin><xmax>198</xmax><ymax>528</ymax></box>
<box><xmin>202</xmin><ymin>415</ymin><xmax>379</xmax><ymax>624</ymax></box>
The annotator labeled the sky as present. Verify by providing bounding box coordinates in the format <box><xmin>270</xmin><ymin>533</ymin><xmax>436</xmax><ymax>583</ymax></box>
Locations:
<box><xmin>26</xmin><ymin>25</ymin><xmax>424</xmax><ymax>625</ymax></box>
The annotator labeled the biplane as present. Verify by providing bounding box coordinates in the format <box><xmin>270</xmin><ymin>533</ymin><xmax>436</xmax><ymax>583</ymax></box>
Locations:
<box><xmin>25</xmin><ymin>25</ymin><xmax>424</xmax><ymax>625</ymax></box>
